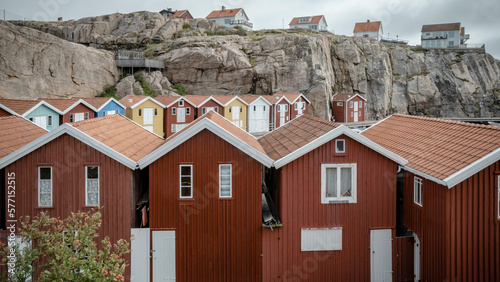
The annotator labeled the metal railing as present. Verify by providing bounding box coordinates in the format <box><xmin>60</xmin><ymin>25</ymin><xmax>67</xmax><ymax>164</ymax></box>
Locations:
<box><xmin>229</xmin><ymin>20</ymin><xmax>253</xmax><ymax>28</ymax></box>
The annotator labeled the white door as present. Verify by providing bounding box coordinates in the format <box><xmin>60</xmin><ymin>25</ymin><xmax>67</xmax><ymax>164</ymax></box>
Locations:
<box><xmin>143</xmin><ymin>108</ymin><xmax>153</xmax><ymax>125</ymax></box>
<box><xmin>370</xmin><ymin>229</ymin><xmax>392</xmax><ymax>282</ymax></box>
<box><xmin>414</xmin><ymin>234</ymin><xmax>421</xmax><ymax>282</ymax></box>
<box><xmin>106</xmin><ymin>110</ymin><xmax>116</xmax><ymax>115</ymax></box>
<box><xmin>74</xmin><ymin>113</ymin><xmax>85</xmax><ymax>122</ymax></box>
<box><xmin>153</xmin><ymin>230</ymin><xmax>176</xmax><ymax>281</ymax></box>
<box><xmin>131</xmin><ymin>228</ymin><xmax>150</xmax><ymax>282</ymax></box>
<box><xmin>33</xmin><ymin>116</ymin><xmax>47</xmax><ymax>129</ymax></box>
<box><xmin>232</xmin><ymin>106</ymin><xmax>240</xmax><ymax>121</ymax></box>
<box><xmin>296</xmin><ymin>102</ymin><xmax>305</xmax><ymax>116</ymax></box>
<box><xmin>353</xmin><ymin>102</ymin><xmax>359</xmax><ymax>122</ymax></box>
<box><xmin>279</xmin><ymin>105</ymin><xmax>286</xmax><ymax>127</ymax></box>
<box><xmin>177</xmin><ymin>108</ymin><xmax>185</xmax><ymax>123</ymax></box>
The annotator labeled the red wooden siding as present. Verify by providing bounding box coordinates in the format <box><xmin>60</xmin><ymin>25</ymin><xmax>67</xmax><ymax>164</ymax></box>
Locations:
<box><xmin>149</xmin><ymin>129</ymin><xmax>263</xmax><ymax>282</ymax></box>
<box><xmin>60</xmin><ymin>104</ymin><xmax>95</xmax><ymax>125</ymax></box>
<box><xmin>195</xmin><ymin>100</ymin><xmax>221</xmax><ymax>118</ymax></box>
<box><xmin>394</xmin><ymin>236</ymin><xmax>414</xmax><ymax>281</ymax></box>
<box><xmin>165</xmin><ymin>102</ymin><xmax>196</xmax><ymax>137</ymax></box>
<box><xmin>3</xmin><ymin>134</ymin><xmax>133</xmax><ymax>279</ymax></box>
<box><xmin>289</xmin><ymin>97</ymin><xmax>309</xmax><ymax>120</ymax></box>
<box><xmin>403</xmin><ymin>161</ymin><xmax>500</xmax><ymax>281</ymax></box>
<box><xmin>332</xmin><ymin>101</ymin><xmax>346</xmax><ymax>122</ymax></box>
<box><xmin>274</xmin><ymin>100</ymin><xmax>291</xmax><ymax>128</ymax></box>
<box><xmin>333</xmin><ymin>97</ymin><xmax>365</xmax><ymax>123</ymax></box>
<box><xmin>263</xmin><ymin>134</ymin><xmax>398</xmax><ymax>281</ymax></box>
<box><xmin>0</xmin><ymin>108</ymin><xmax>11</xmax><ymax>116</ymax></box>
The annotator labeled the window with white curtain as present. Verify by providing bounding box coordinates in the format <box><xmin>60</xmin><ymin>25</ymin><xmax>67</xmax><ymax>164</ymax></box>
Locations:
<box><xmin>321</xmin><ymin>164</ymin><xmax>357</xmax><ymax>203</ymax></box>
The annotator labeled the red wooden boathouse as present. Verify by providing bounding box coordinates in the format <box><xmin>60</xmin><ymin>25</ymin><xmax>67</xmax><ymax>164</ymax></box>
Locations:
<box><xmin>332</xmin><ymin>93</ymin><xmax>367</xmax><ymax>123</ymax></box>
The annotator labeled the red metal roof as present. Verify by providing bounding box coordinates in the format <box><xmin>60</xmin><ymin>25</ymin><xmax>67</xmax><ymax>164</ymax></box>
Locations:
<box><xmin>0</xmin><ymin>115</ymin><xmax>47</xmax><ymax>159</ymax></box>
<box><xmin>259</xmin><ymin>114</ymin><xmax>340</xmax><ymax>160</ymax></box>
<box><xmin>362</xmin><ymin>114</ymin><xmax>500</xmax><ymax>181</ymax></box>
<box><xmin>289</xmin><ymin>15</ymin><xmax>324</xmax><ymax>26</ymax></box>
<box><xmin>421</xmin><ymin>23</ymin><xmax>461</xmax><ymax>32</ymax></box>
<box><xmin>71</xmin><ymin>114</ymin><xmax>165</xmax><ymax>162</ymax></box>
<box><xmin>206</xmin><ymin>7</ymin><xmax>242</xmax><ymax>18</ymax></box>
<box><xmin>353</xmin><ymin>21</ymin><xmax>382</xmax><ymax>33</ymax></box>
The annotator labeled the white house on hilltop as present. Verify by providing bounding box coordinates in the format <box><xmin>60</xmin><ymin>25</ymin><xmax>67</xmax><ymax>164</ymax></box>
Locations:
<box><xmin>206</xmin><ymin>6</ymin><xmax>253</xmax><ymax>30</ymax></box>
<box><xmin>421</xmin><ymin>22</ymin><xmax>470</xmax><ymax>48</ymax></box>
<box><xmin>353</xmin><ymin>20</ymin><xmax>383</xmax><ymax>40</ymax></box>
<box><xmin>289</xmin><ymin>15</ymin><xmax>328</xmax><ymax>31</ymax></box>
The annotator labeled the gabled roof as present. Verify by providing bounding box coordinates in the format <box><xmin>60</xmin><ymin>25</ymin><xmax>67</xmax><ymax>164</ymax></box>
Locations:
<box><xmin>239</xmin><ymin>95</ymin><xmax>272</xmax><ymax>106</ymax></box>
<box><xmin>276</xmin><ymin>93</ymin><xmax>311</xmax><ymax>104</ymax></box>
<box><xmin>261</xmin><ymin>95</ymin><xmax>283</xmax><ymax>105</ymax></box>
<box><xmin>206</xmin><ymin>7</ymin><xmax>243</xmax><ymax>19</ymax></box>
<box><xmin>0</xmin><ymin>116</ymin><xmax>47</xmax><ymax>160</ymax></box>
<box><xmin>171</xmin><ymin>10</ymin><xmax>192</xmax><ymax>19</ymax></box>
<box><xmin>212</xmin><ymin>95</ymin><xmax>249</xmax><ymax>106</ymax></box>
<box><xmin>184</xmin><ymin>95</ymin><xmax>224</xmax><ymax>108</ymax></box>
<box><xmin>119</xmin><ymin>95</ymin><xmax>166</xmax><ymax>109</ymax></box>
<box><xmin>138</xmin><ymin>111</ymin><xmax>273</xmax><ymax>169</ymax></box>
<box><xmin>353</xmin><ymin>20</ymin><xmax>382</xmax><ymax>33</ymax></box>
<box><xmin>361</xmin><ymin>114</ymin><xmax>500</xmax><ymax>188</ymax></box>
<box><xmin>332</xmin><ymin>93</ymin><xmax>367</xmax><ymax>102</ymax></box>
<box><xmin>38</xmin><ymin>98</ymin><xmax>97</xmax><ymax>114</ymax></box>
<box><xmin>421</xmin><ymin>22</ymin><xmax>461</xmax><ymax>32</ymax></box>
<box><xmin>74</xmin><ymin>97</ymin><xmax>125</xmax><ymax>112</ymax></box>
<box><xmin>289</xmin><ymin>15</ymin><xmax>325</xmax><ymax>26</ymax></box>
<box><xmin>0</xmin><ymin>114</ymin><xmax>165</xmax><ymax>170</ymax></box>
<box><xmin>0</xmin><ymin>99</ymin><xmax>62</xmax><ymax>116</ymax></box>
<box><xmin>259</xmin><ymin>114</ymin><xmax>407</xmax><ymax>169</ymax></box>
<box><xmin>155</xmin><ymin>96</ymin><xmax>196</xmax><ymax>108</ymax></box>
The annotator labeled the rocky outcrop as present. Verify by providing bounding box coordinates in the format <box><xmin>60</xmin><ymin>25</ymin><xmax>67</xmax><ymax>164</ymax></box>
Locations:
<box><xmin>115</xmin><ymin>71</ymin><xmax>177</xmax><ymax>98</ymax></box>
<box><xmin>0</xmin><ymin>20</ymin><xmax>119</xmax><ymax>99</ymax></box>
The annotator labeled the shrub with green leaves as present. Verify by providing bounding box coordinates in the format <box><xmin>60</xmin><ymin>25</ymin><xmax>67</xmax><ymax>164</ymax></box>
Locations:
<box><xmin>173</xmin><ymin>83</ymin><xmax>186</xmax><ymax>96</ymax></box>
<box><xmin>97</xmin><ymin>85</ymin><xmax>119</xmax><ymax>100</ymax></box>
<box><xmin>182</xmin><ymin>23</ymin><xmax>192</xmax><ymax>30</ymax></box>
<box><xmin>134</xmin><ymin>74</ymin><xmax>158</xmax><ymax>98</ymax></box>
<box><xmin>0</xmin><ymin>209</ymin><xmax>130</xmax><ymax>281</ymax></box>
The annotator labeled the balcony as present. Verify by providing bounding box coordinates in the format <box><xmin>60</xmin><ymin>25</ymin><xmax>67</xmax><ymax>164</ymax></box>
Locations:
<box><xmin>229</xmin><ymin>19</ymin><xmax>253</xmax><ymax>29</ymax></box>
<box><xmin>421</xmin><ymin>34</ymin><xmax>448</xmax><ymax>40</ymax></box>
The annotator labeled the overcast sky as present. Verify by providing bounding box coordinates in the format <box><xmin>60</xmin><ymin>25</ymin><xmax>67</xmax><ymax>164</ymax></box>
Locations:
<box><xmin>2</xmin><ymin>0</ymin><xmax>500</xmax><ymax>59</ymax></box>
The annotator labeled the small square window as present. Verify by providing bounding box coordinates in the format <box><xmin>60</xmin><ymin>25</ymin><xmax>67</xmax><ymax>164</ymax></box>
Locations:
<box><xmin>138</xmin><ymin>109</ymin><xmax>142</xmax><ymax>117</ymax></box>
<box><xmin>414</xmin><ymin>177</ymin><xmax>422</xmax><ymax>206</ymax></box>
<box><xmin>172</xmin><ymin>107</ymin><xmax>177</xmax><ymax>115</ymax></box>
<box><xmin>335</xmin><ymin>139</ymin><xmax>345</xmax><ymax>153</ymax></box>
<box><xmin>179</xmin><ymin>100</ymin><xmax>184</xmax><ymax>107</ymax></box>
<box><xmin>186</xmin><ymin>108</ymin><xmax>191</xmax><ymax>115</ymax></box>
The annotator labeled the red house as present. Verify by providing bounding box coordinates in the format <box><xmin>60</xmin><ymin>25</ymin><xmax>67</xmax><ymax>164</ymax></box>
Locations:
<box><xmin>277</xmin><ymin>93</ymin><xmax>310</xmax><ymax>120</ymax></box>
<box><xmin>137</xmin><ymin>111</ymin><xmax>273</xmax><ymax>281</ymax></box>
<box><xmin>39</xmin><ymin>98</ymin><xmax>97</xmax><ymax>124</ymax></box>
<box><xmin>185</xmin><ymin>95</ymin><xmax>223</xmax><ymax>117</ymax></box>
<box><xmin>332</xmin><ymin>93</ymin><xmax>367</xmax><ymax>122</ymax></box>
<box><xmin>362</xmin><ymin>114</ymin><xmax>500</xmax><ymax>281</ymax></box>
<box><xmin>0</xmin><ymin>114</ymin><xmax>165</xmax><ymax>280</ymax></box>
<box><xmin>262</xmin><ymin>94</ymin><xmax>292</xmax><ymax>129</ymax></box>
<box><xmin>258</xmin><ymin>114</ymin><xmax>407</xmax><ymax>281</ymax></box>
<box><xmin>155</xmin><ymin>96</ymin><xmax>196</xmax><ymax>137</ymax></box>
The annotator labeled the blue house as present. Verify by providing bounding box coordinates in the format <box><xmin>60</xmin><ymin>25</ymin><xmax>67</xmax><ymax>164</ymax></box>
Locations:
<box><xmin>0</xmin><ymin>99</ymin><xmax>61</xmax><ymax>131</ymax></box>
<box><xmin>78</xmin><ymin>97</ymin><xmax>126</xmax><ymax>117</ymax></box>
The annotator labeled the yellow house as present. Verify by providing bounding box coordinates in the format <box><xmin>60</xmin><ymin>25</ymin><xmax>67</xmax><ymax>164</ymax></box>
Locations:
<box><xmin>120</xmin><ymin>95</ymin><xmax>166</xmax><ymax>137</ymax></box>
<box><xmin>212</xmin><ymin>95</ymin><xmax>248</xmax><ymax>131</ymax></box>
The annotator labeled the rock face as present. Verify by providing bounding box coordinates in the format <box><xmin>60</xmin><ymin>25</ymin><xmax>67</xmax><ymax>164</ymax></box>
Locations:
<box><xmin>5</xmin><ymin>13</ymin><xmax>500</xmax><ymax>118</ymax></box>
<box><xmin>115</xmin><ymin>71</ymin><xmax>178</xmax><ymax>98</ymax></box>
<box><xmin>0</xmin><ymin>20</ymin><xmax>119</xmax><ymax>99</ymax></box>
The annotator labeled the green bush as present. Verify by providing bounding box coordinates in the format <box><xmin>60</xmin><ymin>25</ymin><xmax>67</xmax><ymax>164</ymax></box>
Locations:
<box><xmin>249</xmin><ymin>57</ymin><xmax>257</xmax><ymax>67</ymax></box>
<box><xmin>234</xmin><ymin>27</ymin><xmax>247</xmax><ymax>36</ymax></box>
<box><xmin>97</xmin><ymin>85</ymin><xmax>119</xmax><ymax>100</ymax></box>
<box><xmin>216</xmin><ymin>30</ymin><xmax>229</xmax><ymax>36</ymax></box>
<box><xmin>182</xmin><ymin>23</ymin><xmax>192</xmax><ymax>30</ymax></box>
<box><xmin>204</xmin><ymin>30</ymin><xmax>215</xmax><ymax>36</ymax></box>
<box><xmin>134</xmin><ymin>74</ymin><xmax>158</xmax><ymax>98</ymax></box>
<box><xmin>173</xmin><ymin>83</ymin><xmax>186</xmax><ymax>96</ymax></box>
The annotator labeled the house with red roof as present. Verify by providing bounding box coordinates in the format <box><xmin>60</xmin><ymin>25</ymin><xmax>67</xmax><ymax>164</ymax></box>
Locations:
<box><xmin>332</xmin><ymin>93</ymin><xmax>367</xmax><ymax>123</ymax></box>
<box><xmin>119</xmin><ymin>95</ymin><xmax>166</xmax><ymax>137</ymax></box>
<box><xmin>159</xmin><ymin>8</ymin><xmax>193</xmax><ymax>19</ymax></box>
<box><xmin>278</xmin><ymin>93</ymin><xmax>310</xmax><ymax>120</ymax></box>
<box><xmin>240</xmin><ymin>95</ymin><xmax>272</xmax><ymax>134</ymax></box>
<box><xmin>362</xmin><ymin>114</ymin><xmax>500</xmax><ymax>281</ymax></box>
<box><xmin>38</xmin><ymin>98</ymin><xmax>97</xmax><ymax>125</ymax></box>
<box><xmin>137</xmin><ymin>111</ymin><xmax>273</xmax><ymax>281</ymax></box>
<box><xmin>155</xmin><ymin>96</ymin><xmax>196</xmax><ymax>137</ymax></box>
<box><xmin>0</xmin><ymin>99</ymin><xmax>62</xmax><ymax>131</ymax></box>
<box><xmin>185</xmin><ymin>95</ymin><xmax>224</xmax><ymax>118</ymax></box>
<box><xmin>289</xmin><ymin>15</ymin><xmax>328</xmax><ymax>31</ymax></box>
<box><xmin>206</xmin><ymin>6</ymin><xmax>253</xmax><ymax>30</ymax></box>
<box><xmin>0</xmin><ymin>114</ymin><xmax>165</xmax><ymax>281</ymax></box>
<box><xmin>353</xmin><ymin>20</ymin><xmax>383</xmax><ymax>40</ymax></box>
<box><xmin>258</xmin><ymin>114</ymin><xmax>407</xmax><ymax>281</ymax></box>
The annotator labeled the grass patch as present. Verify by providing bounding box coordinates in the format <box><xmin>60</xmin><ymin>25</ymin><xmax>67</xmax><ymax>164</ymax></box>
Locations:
<box><xmin>204</xmin><ymin>30</ymin><xmax>215</xmax><ymax>36</ymax></box>
<box><xmin>173</xmin><ymin>83</ymin><xmax>186</xmax><ymax>96</ymax></box>
<box><xmin>97</xmin><ymin>85</ymin><xmax>119</xmax><ymax>100</ymax></box>
<box><xmin>249</xmin><ymin>57</ymin><xmax>257</xmax><ymax>67</ymax></box>
<box><xmin>216</xmin><ymin>30</ymin><xmax>229</xmax><ymax>36</ymax></box>
<box><xmin>410</xmin><ymin>46</ymin><xmax>426</xmax><ymax>53</ymax></box>
<box><xmin>135</xmin><ymin>74</ymin><xmax>158</xmax><ymax>98</ymax></box>
<box><xmin>182</xmin><ymin>23</ymin><xmax>192</xmax><ymax>30</ymax></box>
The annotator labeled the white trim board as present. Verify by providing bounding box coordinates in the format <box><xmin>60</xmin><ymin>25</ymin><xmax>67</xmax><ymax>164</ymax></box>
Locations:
<box><xmin>95</xmin><ymin>98</ymin><xmax>126</xmax><ymax>112</ymax></box>
<box><xmin>138</xmin><ymin>112</ymin><xmax>274</xmax><ymax>169</ymax></box>
<box><xmin>272</xmin><ymin>125</ymin><xmax>408</xmax><ymax>169</ymax></box>
<box><xmin>0</xmin><ymin>123</ymin><xmax>137</xmax><ymax>170</ymax></box>
<box><xmin>0</xmin><ymin>103</ymin><xmax>20</xmax><ymax>116</ymax></box>
<box><xmin>22</xmin><ymin>101</ymin><xmax>63</xmax><ymax>117</ymax></box>
<box><xmin>126</xmin><ymin>96</ymin><xmax>166</xmax><ymax>109</ymax></box>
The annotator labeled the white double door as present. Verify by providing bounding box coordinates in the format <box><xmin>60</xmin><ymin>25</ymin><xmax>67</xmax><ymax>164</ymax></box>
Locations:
<box><xmin>33</xmin><ymin>116</ymin><xmax>47</xmax><ymax>129</ymax></box>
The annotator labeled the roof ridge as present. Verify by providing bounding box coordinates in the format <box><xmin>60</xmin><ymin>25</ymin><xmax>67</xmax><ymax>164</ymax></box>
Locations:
<box><xmin>70</xmin><ymin>113</ymin><xmax>122</xmax><ymax>127</ymax></box>
<box><xmin>392</xmin><ymin>113</ymin><xmax>500</xmax><ymax>131</ymax></box>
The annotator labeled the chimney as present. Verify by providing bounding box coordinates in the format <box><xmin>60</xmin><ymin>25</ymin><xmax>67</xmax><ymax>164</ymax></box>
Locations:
<box><xmin>222</xmin><ymin>6</ymin><xmax>226</xmax><ymax>12</ymax></box>
<box><xmin>367</xmin><ymin>19</ymin><xmax>370</xmax><ymax>23</ymax></box>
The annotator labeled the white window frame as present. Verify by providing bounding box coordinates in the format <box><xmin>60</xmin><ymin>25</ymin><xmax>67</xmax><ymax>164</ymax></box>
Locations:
<box><xmin>186</xmin><ymin>108</ymin><xmax>191</xmax><ymax>115</ymax></box>
<box><xmin>180</xmin><ymin>165</ymin><xmax>193</xmax><ymax>199</ymax></box>
<box><xmin>351</xmin><ymin>112</ymin><xmax>353</xmax><ymax>117</ymax></box>
<box><xmin>48</xmin><ymin>116</ymin><xmax>52</xmax><ymax>126</ymax></box>
<box><xmin>335</xmin><ymin>139</ymin><xmax>345</xmax><ymax>153</ymax></box>
<box><xmin>38</xmin><ymin>167</ymin><xmax>52</xmax><ymax>207</ymax></box>
<box><xmin>337</xmin><ymin>102</ymin><xmax>343</xmax><ymax>106</ymax></box>
<box><xmin>85</xmin><ymin>166</ymin><xmax>99</xmax><ymax>206</ymax></box>
<box><xmin>414</xmin><ymin>177</ymin><xmax>423</xmax><ymax>206</ymax></box>
<box><xmin>321</xmin><ymin>164</ymin><xmax>357</xmax><ymax>204</ymax></box>
<box><xmin>219</xmin><ymin>164</ymin><xmax>232</xmax><ymax>198</ymax></box>
<box><xmin>349</xmin><ymin>101</ymin><xmax>353</xmax><ymax>108</ymax></box>
<box><xmin>69</xmin><ymin>113</ymin><xmax>74</xmax><ymax>122</ymax></box>
<box><xmin>359</xmin><ymin>101</ymin><xmax>362</xmax><ymax>108</ymax></box>
<box><xmin>84</xmin><ymin>112</ymin><xmax>89</xmax><ymax>120</ymax></box>
<box><xmin>172</xmin><ymin>107</ymin><xmax>177</xmax><ymax>115</ymax></box>
<box><xmin>202</xmin><ymin>107</ymin><xmax>206</xmax><ymax>114</ymax></box>
<box><xmin>179</xmin><ymin>100</ymin><xmax>184</xmax><ymax>107</ymax></box>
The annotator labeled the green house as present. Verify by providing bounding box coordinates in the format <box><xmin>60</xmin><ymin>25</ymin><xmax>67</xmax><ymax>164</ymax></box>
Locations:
<box><xmin>0</xmin><ymin>99</ymin><xmax>61</xmax><ymax>131</ymax></box>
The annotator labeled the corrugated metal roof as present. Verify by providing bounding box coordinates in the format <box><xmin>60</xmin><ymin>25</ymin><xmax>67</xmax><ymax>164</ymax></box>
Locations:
<box><xmin>362</xmin><ymin>114</ymin><xmax>500</xmax><ymax>180</ymax></box>
<box><xmin>0</xmin><ymin>115</ymin><xmax>47</xmax><ymax>159</ymax></box>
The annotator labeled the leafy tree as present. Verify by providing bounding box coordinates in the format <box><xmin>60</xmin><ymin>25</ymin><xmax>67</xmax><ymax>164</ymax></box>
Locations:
<box><xmin>0</xmin><ymin>209</ymin><xmax>129</xmax><ymax>281</ymax></box>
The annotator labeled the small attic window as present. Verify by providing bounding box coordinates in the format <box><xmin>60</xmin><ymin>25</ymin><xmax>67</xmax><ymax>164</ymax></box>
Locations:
<box><xmin>335</xmin><ymin>139</ymin><xmax>345</xmax><ymax>153</ymax></box>
<box><xmin>337</xmin><ymin>102</ymin><xmax>343</xmax><ymax>106</ymax></box>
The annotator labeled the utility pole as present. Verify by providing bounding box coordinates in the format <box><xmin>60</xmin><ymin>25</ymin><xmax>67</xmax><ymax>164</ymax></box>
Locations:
<box><xmin>4</xmin><ymin>9</ymin><xmax>6</xmax><ymax>21</ymax></box>
<box><xmin>282</xmin><ymin>19</ymin><xmax>284</xmax><ymax>29</ymax></box>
